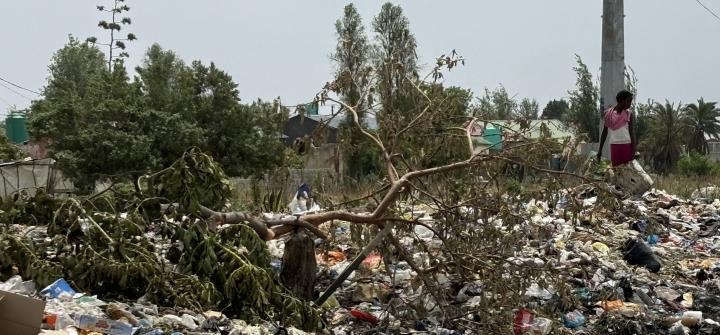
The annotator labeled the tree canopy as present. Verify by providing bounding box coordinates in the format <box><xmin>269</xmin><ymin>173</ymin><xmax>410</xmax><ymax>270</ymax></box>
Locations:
<box><xmin>28</xmin><ymin>38</ymin><xmax>286</xmax><ymax>186</ymax></box>
<box><xmin>541</xmin><ymin>99</ymin><xmax>569</xmax><ymax>120</ymax></box>
<box><xmin>685</xmin><ymin>98</ymin><xmax>720</xmax><ymax>155</ymax></box>
<box><xmin>564</xmin><ymin>55</ymin><xmax>600</xmax><ymax>142</ymax></box>
<box><xmin>646</xmin><ymin>100</ymin><xmax>688</xmax><ymax>173</ymax></box>
<box><xmin>516</xmin><ymin>98</ymin><xmax>540</xmax><ymax>119</ymax></box>
<box><xmin>473</xmin><ymin>85</ymin><xmax>515</xmax><ymax>120</ymax></box>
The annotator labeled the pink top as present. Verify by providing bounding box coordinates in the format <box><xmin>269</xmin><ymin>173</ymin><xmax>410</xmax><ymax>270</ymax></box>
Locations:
<box><xmin>604</xmin><ymin>106</ymin><xmax>631</xmax><ymax>131</ymax></box>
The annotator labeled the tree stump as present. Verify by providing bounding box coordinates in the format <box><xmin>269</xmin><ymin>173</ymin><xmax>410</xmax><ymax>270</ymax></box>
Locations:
<box><xmin>280</xmin><ymin>228</ymin><xmax>317</xmax><ymax>301</ymax></box>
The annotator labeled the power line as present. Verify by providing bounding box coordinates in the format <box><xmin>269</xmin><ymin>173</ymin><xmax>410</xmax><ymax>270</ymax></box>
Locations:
<box><xmin>0</xmin><ymin>77</ymin><xmax>40</xmax><ymax>95</ymax></box>
<box><xmin>0</xmin><ymin>95</ymin><xmax>12</xmax><ymax>108</ymax></box>
<box><xmin>0</xmin><ymin>82</ymin><xmax>32</xmax><ymax>101</ymax></box>
<box><xmin>694</xmin><ymin>0</ymin><xmax>720</xmax><ymax>22</ymax></box>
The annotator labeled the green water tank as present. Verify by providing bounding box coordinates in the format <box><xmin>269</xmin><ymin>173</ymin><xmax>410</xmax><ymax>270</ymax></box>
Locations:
<box><xmin>483</xmin><ymin>125</ymin><xmax>502</xmax><ymax>151</ymax></box>
<box><xmin>551</xmin><ymin>155</ymin><xmax>561</xmax><ymax>171</ymax></box>
<box><xmin>6</xmin><ymin>113</ymin><xmax>29</xmax><ymax>143</ymax></box>
<box><xmin>305</xmin><ymin>103</ymin><xmax>319</xmax><ymax>115</ymax></box>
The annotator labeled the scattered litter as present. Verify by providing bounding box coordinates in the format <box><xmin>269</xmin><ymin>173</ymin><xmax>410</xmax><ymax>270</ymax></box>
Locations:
<box><xmin>41</xmin><ymin>279</ymin><xmax>76</xmax><ymax>299</ymax></box>
<box><xmin>562</xmin><ymin>310</ymin><xmax>586</xmax><ymax>328</ymax></box>
<box><xmin>349</xmin><ymin>310</ymin><xmax>378</xmax><ymax>324</ymax></box>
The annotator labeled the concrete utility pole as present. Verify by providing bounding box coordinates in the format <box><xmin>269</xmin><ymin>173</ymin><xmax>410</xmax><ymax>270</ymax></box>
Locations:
<box><xmin>600</xmin><ymin>0</ymin><xmax>625</xmax><ymax>158</ymax></box>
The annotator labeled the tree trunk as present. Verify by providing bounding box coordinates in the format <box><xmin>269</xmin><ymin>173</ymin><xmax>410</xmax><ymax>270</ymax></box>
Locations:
<box><xmin>146</xmin><ymin>174</ymin><xmax>156</xmax><ymax>197</ymax></box>
<box><xmin>132</xmin><ymin>173</ymin><xmax>141</xmax><ymax>193</ymax></box>
<box><xmin>280</xmin><ymin>228</ymin><xmax>317</xmax><ymax>301</ymax></box>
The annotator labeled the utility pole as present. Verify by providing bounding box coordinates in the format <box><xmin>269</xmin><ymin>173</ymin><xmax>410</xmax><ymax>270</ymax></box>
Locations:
<box><xmin>599</xmin><ymin>0</ymin><xmax>625</xmax><ymax>158</ymax></box>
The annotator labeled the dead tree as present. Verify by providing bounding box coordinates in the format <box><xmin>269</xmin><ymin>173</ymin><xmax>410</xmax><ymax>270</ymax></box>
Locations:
<box><xmin>193</xmin><ymin>51</ymin><xmax>600</xmax><ymax>333</ymax></box>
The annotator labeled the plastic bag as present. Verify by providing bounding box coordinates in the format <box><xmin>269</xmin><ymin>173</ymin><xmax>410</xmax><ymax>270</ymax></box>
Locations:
<box><xmin>528</xmin><ymin>318</ymin><xmax>551</xmax><ymax>334</ymax></box>
<box><xmin>54</xmin><ymin>311</ymin><xmax>74</xmax><ymax>331</ymax></box>
<box><xmin>41</xmin><ymin>278</ymin><xmax>76</xmax><ymax>298</ymax></box>
<box><xmin>288</xmin><ymin>192</ymin><xmax>299</xmax><ymax>213</ymax></box>
<box><xmin>0</xmin><ymin>275</ymin><xmax>22</xmax><ymax>291</ymax></box>
<box><xmin>513</xmin><ymin>310</ymin><xmax>534</xmax><ymax>335</ymax></box>
<box><xmin>694</xmin><ymin>294</ymin><xmax>720</xmax><ymax>314</ymax></box>
<box><xmin>592</xmin><ymin>242</ymin><xmax>609</xmax><ymax>254</ymax></box>
<box><xmin>654</xmin><ymin>287</ymin><xmax>680</xmax><ymax>301</ymax></box>
<box><xmin>596</xmin><ymin>300</ymin><xmax>624</xmax><ymax>310</ymax></box>
<box><xmin>623</xmin><ymin>238</ymin><xmax>661</xmax><ymax>272</ymax></box>
<box><xmin>350</xmin><ymin>310</ymin><xmax>378</xmax><ymax>323</ymax></box>
<box><xmin>180</xmin><ymin>314</ymin><xmax>198</xmax><ymax>330</ymax></box>
<box><xmin>1</xmin><ymin>276</ymin><xmax>35</xmax><ymax>295</ymax></box>
<box><xmin>562</xmin><ymin>310</ymin><xmax>586</xmax><ymax>329</ymax></box>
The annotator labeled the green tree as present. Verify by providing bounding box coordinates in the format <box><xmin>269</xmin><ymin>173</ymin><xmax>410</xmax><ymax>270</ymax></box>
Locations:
<box><xmin>372</xmin><ymin>2</ymin><xmax>418</xmax><ymax>124</ymax></box>
<box><xmin>474</xmin><ymin>85</ymin><xmax>515</xmax><ymax>120</ymax></box>
<box><xmin>87</xmin><ymin>0</ymin><xmax>138</xmax><ymax>70</ymax></box>
<box><xmin>134</xmin><ymin>44</ymin><xmax>206</xmax><ymax>170</ymax></box>
<box><xmin>42</xmin><ymin>35</ymin><xmax>107</xmax><ymax>100</ymax></box>
<box><xmin>190</xmin><ymin>61</ymin><xmax>287</xmax><ymax>178</ymax></box>
<box><xmin>565</xmin><ymin>55</ymin><xmax>599</xmax><ymax>141</ymax></box>
<box><xmin>331</xmin><ymin>3</ymin><xmax>371</xmax><ymax>113</ymax></box>
<box><xmin>35</xmin><ymin>61</ymin><xmax>156</xmax><ymax>186</ymax></box>
<box><xmin>646</xmin><ymin>100</ymin><xmax>688</xmax><ymax>173</ymax></box>
<box><xmin>633</xmin><ymin>99</ymin><xmax>653</xmax><ymax>156</ymax></box>
<box><xmin>685</xmin><ymin>98</ymin><xmax>720</xmax><ymax>155</ymax></box>
<box><xmin>541</xmin><ymin>99</ymin><xmax>569</xmax><ymax>119</ymax></box>
<box><xmin>28</xmin><ymin>37</ymin><xmax>109</xmax><ymax>168</ymax></box>
<box><xmin>331</xmin><ymin>4</ymin><xmax>380</xmax><ymax>178</ymax></box>
<box><xmin>29</xmin><ymin>40</ymin><xmax>287</xmax><ymax>187</ymax></box>
<box><xmin>419</xmin><ymin>84</ymin><xmax>473</xmax><ymax>167</ymax></box>
<box><xmin>516</xmin><ymin>98</ymin><xmax>539</xmax><ymax>119</ymax></box>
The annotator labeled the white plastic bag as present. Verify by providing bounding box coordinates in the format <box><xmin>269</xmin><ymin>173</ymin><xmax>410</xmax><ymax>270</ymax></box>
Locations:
<box><xmin>288</xmin><ymin>192</ymin><xmax>299</xmax><ymax>213</ymax></box>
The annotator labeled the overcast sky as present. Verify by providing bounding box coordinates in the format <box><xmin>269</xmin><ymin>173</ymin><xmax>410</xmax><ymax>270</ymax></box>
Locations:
<box><xmin>1</xmin><ymin>1</ymin><xmax>719</xmax><ymax>115</ymax></box>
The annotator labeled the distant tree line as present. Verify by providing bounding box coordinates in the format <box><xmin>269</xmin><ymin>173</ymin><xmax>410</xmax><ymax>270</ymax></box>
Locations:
<box><xmin>24</xmin><ymin>0</ymin><xmax>718</xmax><ymax>185</ymax></box>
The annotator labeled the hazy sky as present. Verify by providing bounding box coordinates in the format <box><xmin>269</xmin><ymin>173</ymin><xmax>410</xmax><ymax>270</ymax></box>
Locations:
<box><xmin>2</xmin><ymin>1</ymin><xmax>719</xmax><ymax>115</ymax></box>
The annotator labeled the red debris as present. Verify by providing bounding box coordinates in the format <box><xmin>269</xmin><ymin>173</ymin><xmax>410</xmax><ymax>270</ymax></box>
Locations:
<box><xmin>350</xmin><ymin>309</ymin><xmax>378</xmax><ymax>323</ymax></box>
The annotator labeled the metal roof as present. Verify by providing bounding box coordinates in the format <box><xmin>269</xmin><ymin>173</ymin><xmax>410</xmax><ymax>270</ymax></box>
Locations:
<box><xmin>305</xmin><ymin>114</ymin><xmax>378</xmax><ymax>131</ymax></box>
<box><xmin>484</xmin><ymin>119</ymin><xmax>574</xmax><ymax>140</ymax></box>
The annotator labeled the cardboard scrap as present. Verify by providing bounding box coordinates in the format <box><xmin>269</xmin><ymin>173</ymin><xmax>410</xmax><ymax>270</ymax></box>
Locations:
<box><xmin>74</xmin><ymin>315</ymin><xmax>132</xmax><ymax>335</ymax></box>
<box><xmin>0</xmin><ymin>290</ymin><xmax>46</xmax><ymax>335</ymax></box>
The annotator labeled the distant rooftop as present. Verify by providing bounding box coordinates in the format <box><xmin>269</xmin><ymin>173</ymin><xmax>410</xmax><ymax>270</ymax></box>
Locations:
<box><xmin>304</xmin><ymin>114</ymin><xmax>378</xmax><ymax>131</ymax></box>
<box><xmin>481</xmin><ymin>119</ymin><xmax>574</xmax><ymax>140</ymax></box>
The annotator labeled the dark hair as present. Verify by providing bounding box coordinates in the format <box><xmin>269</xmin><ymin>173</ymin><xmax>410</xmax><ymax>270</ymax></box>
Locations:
<box><xmin>616</xmin><ymin>90</ymin><xmax>634</xmax><ymax>102</ymax></box>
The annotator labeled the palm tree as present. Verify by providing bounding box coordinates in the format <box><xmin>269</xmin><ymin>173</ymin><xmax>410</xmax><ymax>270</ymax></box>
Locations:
<box><xmin>646</xmin><ymin>101</ymin><xmax>688</xmax><ymax>173</ymax></box>
<box><xmin>685</xmin><ymin>98</ymin><xmax>720</xmax><ymax>155</ymax></box>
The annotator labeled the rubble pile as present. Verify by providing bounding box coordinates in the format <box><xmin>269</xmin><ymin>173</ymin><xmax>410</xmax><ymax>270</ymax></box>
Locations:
<box><xmin>5</xmin><ymin>177</ymin><xmax>720</xmax><ymax>334</ymax></box>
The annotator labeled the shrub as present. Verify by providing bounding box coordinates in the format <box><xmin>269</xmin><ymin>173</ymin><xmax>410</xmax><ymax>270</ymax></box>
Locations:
<box><xmin>506</xmin><ymin>178</ymin><xmax>522</xmax><ymax>194</ymax></box>
<box><xmin>677</xmin><ymin>151</ymin><xmax>720</xmax><ymax>176</ymax></box>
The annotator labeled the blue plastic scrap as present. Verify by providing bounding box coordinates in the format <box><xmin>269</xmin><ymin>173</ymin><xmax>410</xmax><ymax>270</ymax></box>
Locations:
<box><xmin>40</xmin><ymin>278</ymin><xmax>76</xmax><ymax>298</ymax></box>
<box><xmin>562</xmin><ymin>310</ymin><xmax>586</xmax><ymax>329</ymax></box>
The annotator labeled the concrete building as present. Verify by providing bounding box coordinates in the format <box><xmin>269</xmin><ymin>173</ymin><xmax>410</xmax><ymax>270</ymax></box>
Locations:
<box><xmin>282</xmin><ymin>113</ymin><xmax>378</xmax><ymax>174</ymax></box>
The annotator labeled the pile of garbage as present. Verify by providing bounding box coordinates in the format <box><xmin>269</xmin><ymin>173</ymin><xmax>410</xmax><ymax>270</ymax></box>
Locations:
<box><xmin>6</xmin><ymin>176</ymin><xmax>720</xmax><ymax>334</ymax></box>
<box><xmin>268</xmin><ymin>182</ymin><xmax>720</xmax><ymax>334</ymax></box>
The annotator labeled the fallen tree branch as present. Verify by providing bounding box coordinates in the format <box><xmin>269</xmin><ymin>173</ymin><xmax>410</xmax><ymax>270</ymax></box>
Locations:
<box><xmin>265</xmin><ymin>219</ymin><xmax>327</xmax><ymax>240</ymax></box>
<box><xmin>197</xmin><ymin>206</ymin><xmax>275</xmax><ymax>241</ymax></box>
